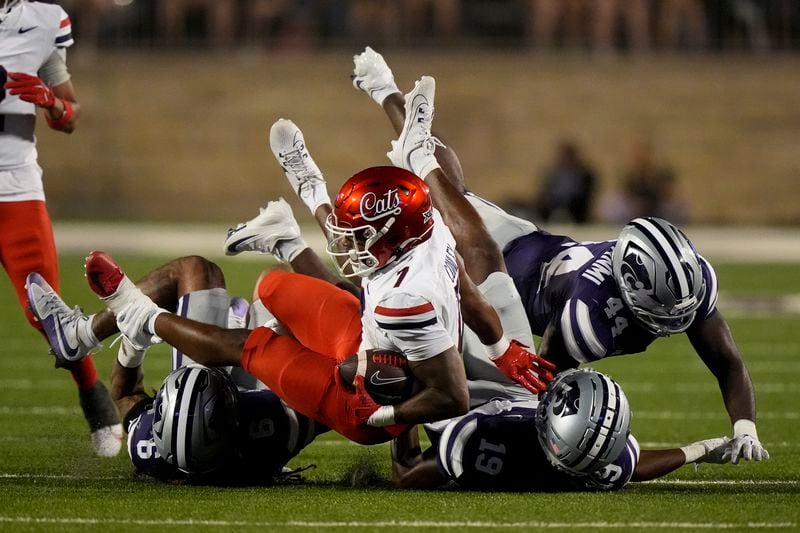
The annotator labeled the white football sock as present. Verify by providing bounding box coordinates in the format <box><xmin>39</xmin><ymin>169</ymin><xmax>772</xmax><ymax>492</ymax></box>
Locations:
<box><xmin>478</xmin><ymin>272</ymin><xmax>535</xmax><ymax>350</ymax></box>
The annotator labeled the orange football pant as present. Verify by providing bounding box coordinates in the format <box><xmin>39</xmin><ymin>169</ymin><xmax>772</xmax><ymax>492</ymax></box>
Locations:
<box><xmin>0</xmin><ymin>200</ymin><xmax>98</xmax><ymax>389</ymax></box>
<box><xmin>241</xmin><ymin>269</ymin><xmax>406</xmax><ymax>445</ymax></box>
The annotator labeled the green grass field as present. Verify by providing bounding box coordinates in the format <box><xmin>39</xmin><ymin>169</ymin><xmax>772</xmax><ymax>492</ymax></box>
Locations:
<box><xmin>1</xmin><ymin>255</ymin><xmax>798</xmax><ymax>531</ymax></box>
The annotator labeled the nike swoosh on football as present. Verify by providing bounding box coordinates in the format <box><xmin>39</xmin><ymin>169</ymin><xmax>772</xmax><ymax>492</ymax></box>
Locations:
<box><xmin>18</xmin><ymin>26</ymin><xmax>37</xmax><ymax>34</ymax></box>
<box><xmin>370</xmin><ymin>371</ymin><xmax>407</xmax><ymax>386</ymax></box>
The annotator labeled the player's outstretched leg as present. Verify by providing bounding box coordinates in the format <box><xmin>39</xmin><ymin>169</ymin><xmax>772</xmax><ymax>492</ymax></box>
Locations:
<box><xmin>86</xmin><ymin>251</ymin><xmax>173</xmax><ymax>354</ymax></box>
<box><xmin>86</xmin><ymin>251</ymin><xmax>245</xmax><ymax>368</ymax></box>
<box><xmin>353</xmin><ymin>47</ymin><xmax>467</xmax><ymax>193</ymax></box>
<box><xmin>269</xmin><ymin>119</ymin><xmax>331</xmax><ymax>230</ymax></box>
<box><xmin>25</xmin><ymin>273</ymin><xmax>123</xmax><ymax>457</ymax></box>
<box><xmin>26</xmin><ymin>272</ymin><xmax>100</xmax><ymax>366</ymax></box>
<box><xmin>223</xmin><ymin>198</ymin><xmax>308</xmax><ymax>263</ymax></box>
<box><xmin>386</xmin><ymin>76</ymin><xmax>442</xmax><ymax>181</ymax></box>
<box><xmin>376</xmin><ymin>69</ymin><xmax>535</xmax><ymax>347</ymax></box>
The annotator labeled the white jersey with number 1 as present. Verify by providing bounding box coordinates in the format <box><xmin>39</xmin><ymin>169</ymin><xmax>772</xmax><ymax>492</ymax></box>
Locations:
<box><xmin>0</xmin><ymin>1</ymin><xmax>73</xmax><ymax>178</ymax></box>
<box><xmin>359</xmin><ymin>209</ymin><xmax>462</xmax><ymax>363</ymax></box>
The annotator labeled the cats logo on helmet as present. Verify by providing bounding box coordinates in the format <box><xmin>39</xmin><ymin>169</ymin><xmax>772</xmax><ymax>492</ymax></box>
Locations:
<box><xmin>325</xmin><ymin>166</ymin><xmax>434</xmax><ymax>278</ymax></box>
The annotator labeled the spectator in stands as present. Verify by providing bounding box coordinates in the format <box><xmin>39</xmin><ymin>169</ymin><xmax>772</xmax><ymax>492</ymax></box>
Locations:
<box><xmin>525</xmin><ymin>0</ymin><xmax>590</xmax><ymax>50</ymax></box>
<box><xmin>533</xmin><ymin>140</ymin><xmax>596</xmax><ymax>223</ymax></box>
<box><xmin>243</xmin><ymin>0</ymin><xmax>315</xmax><ymax>49</ymax></box>
<box><xmin>400</xmin><ymin>0</ymin><xmax>461</xmax><ymax>46</ymax></box>
<box><xmin>658</xmin><ymin>0</ymin><xmax>708</xmax><ymax>50</ymax></box>
<box><xmin>592</xmin><ymin>0</ymin><xmax>651</xmax><ymax>53</ymax></box>
<box><xmin>350</xmin><ymin>0</ymin><xmax>401</xmax><ymax>47</ymax></box>
<box><xmin>157</xmin><ymin>0</ymin><xmax>236</xmax><ymax>47</ymax></box>
<box><xmin>602</xmin><ymin>135</ymin><xmax>688</xmax><ymax>224</ymax></box>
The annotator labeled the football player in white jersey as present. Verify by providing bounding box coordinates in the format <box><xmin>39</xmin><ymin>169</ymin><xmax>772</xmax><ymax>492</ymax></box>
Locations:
<box><xmin>260</xmin><ymin>114</ymin><xmax>555</xmax><ymax>425</ymax></box>
<box><xmin>66</xmin><ymin>108</ymin><xmax>554</xmax><ymax>443</ymax></box>
<box><xmin>257</xmin><ymin>112</ymin><xmax>556</xmax><ymax>404</ymax></box>
<box><xmin>350</xmin><ymin>47</ymin><xmax>768</xmax><ymax>466</ymax></box>
<box><xmin>1</xmin><ymin>0</ymin><xmax>121</xmax><ymax>457</ymax></box>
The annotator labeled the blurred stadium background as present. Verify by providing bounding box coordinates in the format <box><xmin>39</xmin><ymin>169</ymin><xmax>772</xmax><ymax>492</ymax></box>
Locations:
<box><xmin>36</xmin><ymin>0</ymin><xmax>800</xmax><ymax>227</ymax></box>
<box><xmin>1</xmin><ymin>1</ymin><xmax>800</xmax><ymax>530</ymax></box>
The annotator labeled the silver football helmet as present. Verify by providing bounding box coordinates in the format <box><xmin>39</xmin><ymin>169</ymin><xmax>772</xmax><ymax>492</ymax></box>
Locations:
<box><xmin>152</xmin><ymin>364</ymin><xmax>239</xmax><ymax>474</ymax></box>
<box><xmin>536</xmin><ymin>369</ymin><xmax>631</xmax><ymax>476</ymax></box>
<box><xmin>612</xmin><ymin>217</ymin><xmax>706</xmax><ymax>337</ymax></box>
<box><xmin>0</xmin><ymin>0</ymin><xmax>22</xmax><ymax>22</ymax></box>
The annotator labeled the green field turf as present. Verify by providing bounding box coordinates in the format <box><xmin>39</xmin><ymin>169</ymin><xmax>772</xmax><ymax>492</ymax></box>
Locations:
<box><xmin>0</xmin><ymin>255</ymin><xmax>798</xmax><ymax>531</ymax></box>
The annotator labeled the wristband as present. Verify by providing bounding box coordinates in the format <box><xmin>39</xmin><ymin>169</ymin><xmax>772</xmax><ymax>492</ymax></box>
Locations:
<box><xmin>679</xmin><ymin>443</ymin><xmax>706</xmax><ymax>464</ymax></box>
<box><xmin>46</xmin><ymin>98</ymin><xmax>74</xmax><ymax>130</ymax></box>
<box><xmin>371</xmin><ymin>86</ymin><xmax>400</xmax><ymax>106</ymax></box>
<box><xmin>276</xmin><ymin>236</ymin><xmax>309</xmax><ymax>263</ymax></box>
<box><xmin>485</xmin><ymin>337</ymin><xmax>511</xmax><ymax>360</ymax></box>
<box><xmin>367</xmin><ymin>405</ymin><xmax>395</xmax><ymax>427</ymax></box>
<box><xmin>733</xmin><ymin>419</ymin><xmax>758</xmax><ymax>439</ymax></box>
<box><xmin>117</xmin><ymin>338</ymin><xmax>145</xmax><ymax>369</ymax></box>
<box><xmin>146</xmin><ymin>309</ymin><xmax>168</xmax><ymax>344</ymax></box>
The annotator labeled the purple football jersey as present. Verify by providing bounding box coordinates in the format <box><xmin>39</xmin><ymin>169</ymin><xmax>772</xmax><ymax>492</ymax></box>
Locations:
<box><xmin>503</xmin><ymin>231</ymin><xmax>718</xmax><ymax>365</ymax></box>
<box><xmin>127</xmin><ymin>389</ymin><xmax>325</xmax><ymax>482</ymax></box>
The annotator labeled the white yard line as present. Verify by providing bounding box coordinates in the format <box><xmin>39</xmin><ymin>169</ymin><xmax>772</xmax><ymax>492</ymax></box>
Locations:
<box><xmin>52</xmin><ymin>222</ymin><xmax>800</xmax><ymax>263</ymax></box>
<box><xmin>0</xmin><ymin>517</ymin><xmax>796</xmax><ymax>529</ymax></box>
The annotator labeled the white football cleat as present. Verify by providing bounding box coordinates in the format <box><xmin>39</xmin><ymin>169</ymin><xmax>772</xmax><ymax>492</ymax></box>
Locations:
<box><xmin>26</xmin><ymin>272</ymin><xmax>99</xmax><ymax>367</ymax></box>
<box><xmin>85</xmin><ymin>251</ymin><xmax>166</xmax><ymax>351</ymax></box>
<box><xmin>224</xmin><ymin>198</ymin><xmax>304</xmax><ymax>261</ymax></box>
<box><xmin>270</xmin><ymin>119</ymin><xmax>330</xmax><ymax>214</ymax></box>
<box><xmin>90</xmin><ymin>423</ymin><xmax>123</xmax><ymax>458</ymax></box>
<box><xmin>352</xmin><ymin>46</ymin><xmax>400</xmax><ymax>105</ymax></box>
<box><xmin>387</xmin><ymin>76</ymin><xmax>443</xmax><ymax>180</ymax></box>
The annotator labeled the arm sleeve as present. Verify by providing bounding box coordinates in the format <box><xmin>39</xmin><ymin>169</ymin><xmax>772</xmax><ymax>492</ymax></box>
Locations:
<box><xmin>374</xmin><ymin>292</ymin><xmax>454</xmax><ymax>362</ymax></box>
<box><xmin>38</xmin><ymin>49</ymin><xmax>70</xmax><ymax>87</ymax></box>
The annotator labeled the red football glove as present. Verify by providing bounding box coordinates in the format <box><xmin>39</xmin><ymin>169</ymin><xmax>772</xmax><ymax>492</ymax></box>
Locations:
<box><xmin>5</xmin><ymin>72</ymin><xmax>56</xmax><ymax>108</ymax></box>
<box><xmin>492</xmin><ymin>340</ymin><xmax>557</xmax><ymax>395</ymax></box>
<box><xmin>335</xmin><ymin>371</ymin><xmax>381</xmax><ymax>427</ymax></box>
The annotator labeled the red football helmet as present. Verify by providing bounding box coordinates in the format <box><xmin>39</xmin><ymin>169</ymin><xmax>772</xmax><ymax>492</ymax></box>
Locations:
<box><xmin>325</xmin><ymin>166</ymin><xmax>435</xmax><ymax>277</ymax></box>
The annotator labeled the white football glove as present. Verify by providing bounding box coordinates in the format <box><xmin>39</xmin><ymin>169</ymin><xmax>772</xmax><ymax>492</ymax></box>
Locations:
<box><xmin>352</xmin><ymin>46</ymin><xmax>400</xmax><ymax>105</ymax></box>
<box><xmin>729</xmin><ymin>420</ymin><xmax>769</xmax><ymax>463</ymax></box>
<box><xmin>681</xmin><ymin>437</ymin><xmax>732</xmax><ymax>465</ymax></box>
<box><xmin>115</xmin><ymin>299</ymin><xmax>166</xmax><ymax>352</ymax></box>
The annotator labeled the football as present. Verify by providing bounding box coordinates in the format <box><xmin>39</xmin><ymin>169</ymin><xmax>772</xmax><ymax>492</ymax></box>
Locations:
<box><xmin>337</xmin><ymin>349</ymin><xmax>415</xmax><ymax>405</ymax></box>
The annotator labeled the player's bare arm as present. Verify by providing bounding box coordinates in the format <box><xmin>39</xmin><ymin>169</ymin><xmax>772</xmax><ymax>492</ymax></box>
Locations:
<box><xmin>391</xmin><ymin>426</ymin><xmax>448</xmax><ymax>489</ymax></box>
<box><xmin>688</xmin><ymin>310</ymin><xmax>767</xmax><ymax>462</ymax></box>
<box><xmin>633</xmin><ymin>437</ymin><xmax>732</xmax><ymax>482</ymax></box>
<box><xmin>152</xmin><ymin>313</ymin><xmax>247</xmax><ymax>368</ymax></box>
<box><xmin>688</xmin><ymin>310</ymin><xmax>756</xmax><ymax>424</ymax></box>
<box><xmin>109</xmin><ymin>356</ymin><xmax>148</xmax><ymax>422</ymax></box>
<box><xmin>393</xmin><ymin>345</ymin><xmax>469</xmax><ymax>424</ymax></box>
